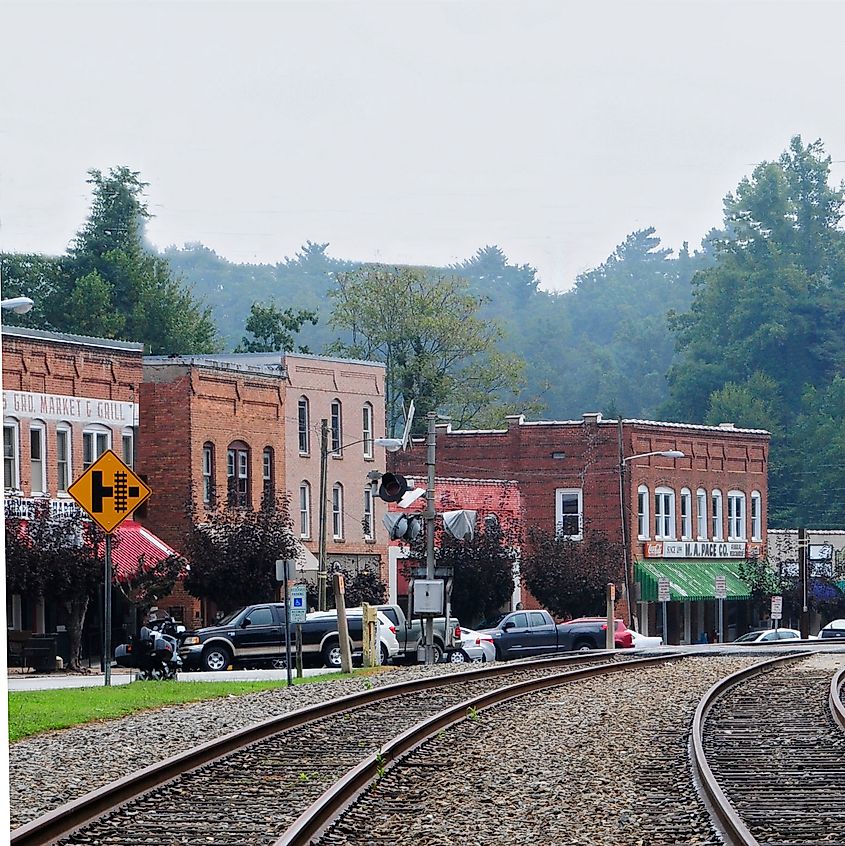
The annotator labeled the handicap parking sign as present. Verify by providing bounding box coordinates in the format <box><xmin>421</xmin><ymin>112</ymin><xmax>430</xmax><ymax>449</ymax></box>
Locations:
<box><xmin>289</xmin><ymin>585</ymin><xmax>307</xmax><ymax>623</ymax></box>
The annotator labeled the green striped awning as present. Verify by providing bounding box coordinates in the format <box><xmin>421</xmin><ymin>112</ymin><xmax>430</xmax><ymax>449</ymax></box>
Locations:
<box><xmin>635</xmin><ymin>559</ymin><xmax>751</xmax><ymax>602</ymax></box>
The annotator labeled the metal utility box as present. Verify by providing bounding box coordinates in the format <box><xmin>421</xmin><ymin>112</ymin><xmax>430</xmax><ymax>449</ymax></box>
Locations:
<box><xmin>413</xmin><ymin>579</ymin><xmax>445</xmax><ymax>615</ymax></box>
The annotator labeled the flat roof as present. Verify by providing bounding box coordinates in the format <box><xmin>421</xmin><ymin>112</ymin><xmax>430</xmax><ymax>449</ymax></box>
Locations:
<box><xmin>2</xmin><ymin>325</ymin><xmax>143</xmax><ymax>353</ymax></box>
<box><xmin>143</xmin><ymin>355</ymin><xmax>285</xmax><ymax>377</ymax></box>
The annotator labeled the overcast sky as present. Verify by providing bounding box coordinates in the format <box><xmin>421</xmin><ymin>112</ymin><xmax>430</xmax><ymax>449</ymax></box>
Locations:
<box><xmin>3</xmin><ymin>0</ymin><xmax>845</xmax><ymax>292</ymax></box>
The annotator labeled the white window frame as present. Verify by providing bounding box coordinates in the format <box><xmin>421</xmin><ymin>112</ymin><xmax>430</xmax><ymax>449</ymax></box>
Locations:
<box><xmin>56</xmin><ymin>424</ymin><xmax>72</xmax><ymax>495</ymax></box>
<box><xmin>202</xmin><ymin>443</ymin><xmax>214</xmax><ymax>506</ymax></box>
<box><xmin>83</xmin><ymin>425</ymin><xmax>111</xmax><ymax>471</ymax></box>
<box><xmin>727</xmin><ymin>490</ymin><xmax>746</xmax><ymax>541</ymax></box>
<box><xmin>680</xmin><ymin>488</ymin><xmax>692</xmax><ymax>540</ymax></box>
<box><xmin>299</xmin><ymin>481</ymin><xmax>311</xmax><ymax>539</ymax></box>
<box><xmin>29</xmin><ymin>420</ymin><xmax>47</xmax><ymax>495</ymax></box>
<box><xmin>637</xmin><ymin>485</ymin><xmax>649</xmax><ymax>540</ymax></box>
<box><xmin>750</xmin><ymin>491</ymin><xmax>762</xmax><ymax>541</ymax></box>
<box><xmin>362</xmin><ymin>403</ymin><xmax>374</xmax><ymax>459</ymax></box>
<box><xmin>263</xmin><ymin>447</ymin><xmax>274</xmax><ymax>499</ymax></box>
<box><xmin>332</xmin><ymin>482</ymin><xmax>344</xmax><ymax>539</ymax></box>
<box><xmin>654</xmin><ymin>486</ymin><xmax>676</xmax><ymax>540</ymax></box>
<box><xmin>4</xmin><ymin>418</ymin><xmax>20</xmax><ymax>492</ymax></box>
<box><xmin>330</xmin><ymin>399</ymin><xmax>343</xmax><ymax>456</ymax></box>
<box><xmin>696</xmin><ymin>488</ymin><xmax>707</xmax><ymax>541</ymax></box>
<box><xmin>298</xmin><ymin>397</ymin><xmax>310</xmax><ymax>455</ymax></box>
<box><xmin>555</xmin><ymin>488</ymin><xmax>583</xmax><ymax>540</ymax></box>
<box><xmin>363</xmin><ymin>486</ymin><xmax>374</xmax><ymax>539</ymax></box>
<box><xmin>227</xmin><ymin>443</ymin><xmax>250</xmax><ymax>507</ymax></box>
<box><xmin>711</xmin><ymin>489</ymin><xmax>723</xmax><ymax>541</ymax></box>
<box><xmin>121</xmin><ymin>428</ymin><xmax>134</xmax><ymax>469</ymax></box>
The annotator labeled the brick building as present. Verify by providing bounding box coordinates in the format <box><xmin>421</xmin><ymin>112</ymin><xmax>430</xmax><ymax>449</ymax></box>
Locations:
<box><xmin>390</xmin><ymin>412</ymin><xmax>769</xmax><ymax>644</ymax></box>
<box><xmin>2</xmin><ymin>328</ymin><xmax>179</xmax><ymax>657</ymax></box>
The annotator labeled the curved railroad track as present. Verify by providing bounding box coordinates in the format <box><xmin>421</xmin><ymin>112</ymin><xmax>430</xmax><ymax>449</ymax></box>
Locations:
<box><xmin>691</xmin><ymin>651</ymin><xmax>845</xmax><ymax>846</ymax></box>
<box><xmin>12</xmin><ymin>651</ymin><xmax>655</xmax><ymax>846</ymax></box>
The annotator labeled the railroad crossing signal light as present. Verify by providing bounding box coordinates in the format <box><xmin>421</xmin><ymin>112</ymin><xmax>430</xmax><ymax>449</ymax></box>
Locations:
<box><xmin>377</xmin><ymin>472</ymin><xmax>409</xmax><ymax>503</ymax></box>
<box><xmin>382</xmin><ymin>512</ymin><xmax>423</xmax><ymax>542</ymax></box>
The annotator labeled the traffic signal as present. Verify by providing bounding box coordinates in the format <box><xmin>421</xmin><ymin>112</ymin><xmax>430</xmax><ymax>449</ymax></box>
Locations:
<box><xmin>377</xmin><ymin>472</ymin><xmax>409</xmax><ymax>503</ymax></box>
<box><xmin>382</xmin><ymin>512</ymin><xmax>423</xmax><ymax>542</ymax></box>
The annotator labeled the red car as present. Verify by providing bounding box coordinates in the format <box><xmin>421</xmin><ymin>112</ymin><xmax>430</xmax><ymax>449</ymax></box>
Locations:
<box><xmin>567</xmin><ymin>617</ymin><xmax>634</xmax><ymax>649</ymax></box>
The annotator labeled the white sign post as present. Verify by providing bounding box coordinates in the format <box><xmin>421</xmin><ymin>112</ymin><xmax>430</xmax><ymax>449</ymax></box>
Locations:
<box><xmin>658</xmin><ymin>577</ymin><xmax>670</xmax><ymax>643</ymax></box>
<box><xmin>715</xmin><ymin>576</ymin><xmax>727</xmax><ymax>643</ymax></box>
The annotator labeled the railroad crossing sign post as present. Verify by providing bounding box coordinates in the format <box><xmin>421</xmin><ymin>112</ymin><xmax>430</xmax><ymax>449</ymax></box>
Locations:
<box><xmin>276</xmin><ymin>560</ymin><xmax>301</xmax><ymax>687</ymax></box>
<box><xmin>657</xmin><ymin>577</ymin><xmax>670</xmax><ymax>644</ymax></box>
<box><xmin>715</xmin><ymin>576</ymin><xmax>727</xmax><ymax>644</ymax></box>
<box><xmin>68</xmin><ymin>450</ymin><xmax>152</xmax><ymax>686</ymax></box>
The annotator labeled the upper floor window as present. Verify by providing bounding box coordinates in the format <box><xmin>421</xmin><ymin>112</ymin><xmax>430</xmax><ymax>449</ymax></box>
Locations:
<box><xmin>56</xmin><ymin>425</ymin><xmax>72</xmax><ymax>494</ymax></box>
<box><xmin>227</xmin><ymin>441</ymin><xmax>250</xmax><ymax>507</ymax></box>
<box><xmin>262</xmin><ymin>447</ymin><xmax>274</xmax><ymax>505</ymax></box>
<box><xmin>202</xmin><ymin>443</ymin><xmax>215</xmax><ymax>506</ymax></box>
<box><xmin>637</xmin><ymin>485</ymin><xmax>649</xmax><ymax>539</ymax></box>
<box><xmin>362</xmin><ymin>403</ymin><xmax>374</xmax><ymax>459</ymax></box>
<box><xmin>727</xmin><ymin>491</ymin><xmax>746</xmax><ymax>540</ymax></box>
<box><xmin>299</xmin><ymin>481</ymin><xmax>311</xmax><ymax>538</ymax></box>
<box><xmin>332</xmin><ymin>482</ymin><xmax>344</xmax><ymax>539</ymax></box>
<box><xmin>4</xmin><ymin>418</ymin><xmax>20</xmax><ymax>491</ymax></box>
<box><xmin>711</xmin><ymin>489</ymin><xmax>724</xmax><ymax>541</ymax></box>
<box><xmin>555</xmin><ymin>488</ymin><xmax>582</xmax><ymax>540</ymax></box>
<box><xmin>122</xmin><ymin>428</ymin><xmax>134</xmax><ymax>469</ymax></box>
<box><xmin>696</xmin><ymin>488</ymin><xmax>707</xmax><ymax>540</ymax></box>
<box><xmin>83</xmin><ymin>426</ymin><xmax>110</xmax><ymax>471</ymax></box>
<box><xmin>330</xmin><ymin>400</ymin><xmax>343</xmax><ymax>456</ymax></box>
<box><xmin>298</xmin><ymin>397</ymin><xmax>310</xmax><ymax>454</ymax></box>
<box><xmin>750</xmin><ymin>491</ymin><xmax>762</xmax><ymax>541</ymax></box>
<box><xmin>680</xmin><ymin>488</ymin><xmax>692</xmax><ymax>540</ymax></box>
<box><xmin>363</xmin><ymin>486</ymin><xmax>374</xmax><ymax>539</ymax></box>
<box><xmin>30</xmin><ymin>420</ymin><xmax>46</xmax><ymax>495</ymax></box>
<box><xmin>654</xmin><ymin>487</ymin><xmax>675</xmax><ymax>540</ymax></box>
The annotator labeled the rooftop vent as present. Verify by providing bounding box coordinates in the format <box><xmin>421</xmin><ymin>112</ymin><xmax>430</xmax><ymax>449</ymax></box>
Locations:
<box><xmin>583</xmin><ymin>412</ymin><xmax>603</xmax><ymax>425</ymax></box>
<box><xmin>718</xmin><ymin>422</ymin><xmax>736</xmax><ymax>430</ymax></box>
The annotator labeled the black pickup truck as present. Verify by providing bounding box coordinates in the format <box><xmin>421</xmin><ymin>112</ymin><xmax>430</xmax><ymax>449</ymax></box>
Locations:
<box><xmin>477</xmin><ymin>609</ymin><xmax>629</xmax><ymax>660</ymax></box>
<box><xmin>179</xmin><ymin>603</ymin><xmax>388</xmax><ymax>671</ymax></box>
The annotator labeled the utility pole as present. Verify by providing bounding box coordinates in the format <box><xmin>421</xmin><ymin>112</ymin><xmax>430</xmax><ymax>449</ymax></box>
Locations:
<box><xmin>798</xmin><ymin>526</ymin><xmax>809</xmax><ymax>639</ymax></box>
<box><xmin>616</xmin><ymin>418</ymin><xmax>633</xmax><ymax>629</ymax></box>
<box><xmin>317</xmin><ymin>419</ymin><xmax>329</xmax><ymax>612</ymax></box>
<box><xmin>424</xmin><ymin>411</ymin><xmax>436</xmax><ymax>666</ymax></box>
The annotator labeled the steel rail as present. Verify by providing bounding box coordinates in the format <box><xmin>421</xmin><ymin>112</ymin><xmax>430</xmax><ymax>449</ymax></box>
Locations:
<box><xmin>275</xmin><ymin>654</ymin><xmax>680</xmax><ymax>846</ymax></box>
<box><xmin>830</xmin><ymin>664</ymin><xmax>845</xmax><ymax>733</ymax></box>
<box><xmin>689</xmin><ymin>651</ymin><xmax>808</xmax><ymax>846</ymax></box>
<box><xmin>10</xmin><ymin>650</ymin><xmax>625</xmax><ymax>846</ymax></box>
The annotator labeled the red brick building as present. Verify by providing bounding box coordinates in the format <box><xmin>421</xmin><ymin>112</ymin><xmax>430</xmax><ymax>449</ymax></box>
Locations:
<box><xmin>390</xmin><ymin>412</ymin><xmax>769</xmax><ymax>643</ymax></box>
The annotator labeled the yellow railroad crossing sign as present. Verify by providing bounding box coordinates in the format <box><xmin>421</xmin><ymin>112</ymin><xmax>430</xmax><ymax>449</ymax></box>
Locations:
<box><xmin>68</xmin><ymin>450</ymin><xmax>151</xmax><ymax>534</ymax></box>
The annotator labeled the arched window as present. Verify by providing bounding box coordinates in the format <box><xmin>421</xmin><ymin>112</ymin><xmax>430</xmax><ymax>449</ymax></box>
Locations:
<box><xmin>332</xmin><ymin>482</ymin><xmax>344</xmax><ymax>539</ymax></box>
<box><xmin>262</xmin><ymin>447</ymin><xmax>275</xmax><ymax>506</ymax></box>
<box><xmin>299</xmin><ymin>481</ymin><xmax>311</xmax><ymax>538</ymax></box>
<box><xmin>298</xmin><ymin>397</ymin><xmax>310</xmax><ymax>454</ymax></box>
<box><xmin>727</xmin><ymin>490</ymin><xmax>746</xmax><ymax>540</ymax></box>
<box><xmin>83</xmin><ymin>424</ymin><xmax>111</xmax><ymax>471</ymax></box>
<box><xmin>696</xmin><ymin>488</ymin><xmax>707</xmax><ymax>540</ymax></box>
<box><xmin>362</xmin><ymin>403</ymin><xmax>374</xmax><ymax>458</ymax></box>
<box><xmin>711</xmin><ymin>489</ymin><xmax>723</xmax><ymax>541</ymax></box>
<box><xmin>202</xmin><ymin>443</ymin><xmax>215</xmax><ymax>506</ymax></box>
<box><xmin>750</xmin><ymin>491</ymin><xmax>762</xmax><ymax>541</ymax></box>
<box><xmin>637</xmin><ymin>485</ymin><xmax>650</xmax><ymax>539</ymax></box>
<box><xmin>330</xmin><ymin>399</ymin><xmax>343</xmax><ymax>455</ymax></box>
<box><xmin>56</xmin><ymin>422</ymin><xmax>72</xmax><ymax>494</ymax></box>
<box><xmin>29</xmin><ymin>419</ymin><xmax>46</xmax><ymax>495</ymax></box>
<box><xmin>3</xmin><ymin>417</ymin><xmax>20</xmax><ymax>492</ymax></box>
<box><xmin>227</xmin><ymin>440</ymin><xmax>250</xmax><ymax>507</ymax></box>
<box><xmin>680</xmin><ymin>488</ymin><xmax>692</xmax><ymax>540</ymax></box>
<box><xmin>654</xmin><ymin>486</ymin><xmax>676</xmax><ymax>540</ymax></box>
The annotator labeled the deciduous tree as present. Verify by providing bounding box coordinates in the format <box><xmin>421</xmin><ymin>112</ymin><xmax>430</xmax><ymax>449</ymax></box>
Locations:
<box><xmin>235</xmin><ymin>301</ymin><xmax>318</xmax><ymax>353</ymax></box>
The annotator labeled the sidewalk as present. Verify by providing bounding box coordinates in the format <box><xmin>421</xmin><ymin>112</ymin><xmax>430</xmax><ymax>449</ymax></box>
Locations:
<box><xmin>8</xmin><ymin>666</ymin><xmax>341</xmax><ymax>691</ymax></box>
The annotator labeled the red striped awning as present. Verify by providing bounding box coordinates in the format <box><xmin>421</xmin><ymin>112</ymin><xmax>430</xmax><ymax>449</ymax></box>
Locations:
<box><xmin>109</xmin><ymin>520</ymin><xmax>183</xmax><ymax>580</ymax></box>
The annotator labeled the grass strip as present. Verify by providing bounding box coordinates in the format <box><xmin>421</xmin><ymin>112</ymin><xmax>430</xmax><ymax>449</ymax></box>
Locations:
<box><xmin>8</xmin><ymin>668</ymin><xmax>386</xmax><ymax>742</ymax></box>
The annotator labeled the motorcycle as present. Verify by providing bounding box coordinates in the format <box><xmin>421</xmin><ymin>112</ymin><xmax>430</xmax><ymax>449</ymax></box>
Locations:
<box><xmin>115</xmin><ymin>613</ymin><xmax>185</xmax><ymax>681</ymax></box>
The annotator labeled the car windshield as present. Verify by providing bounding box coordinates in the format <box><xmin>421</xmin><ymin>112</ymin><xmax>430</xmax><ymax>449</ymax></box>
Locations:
<box><xmin>215</xmin><ymin>608</ymin><xmax>245</xmax><ymax>627</ymax></box>
<box><xmin>478</xmin><ymin>613</ymin><xmax>507</xmax><ymax>629</ymax></box>
<box><xmin>733</xmin><ymin>631</ymin><xmax>765</xmax><ymax>642</ymax></box>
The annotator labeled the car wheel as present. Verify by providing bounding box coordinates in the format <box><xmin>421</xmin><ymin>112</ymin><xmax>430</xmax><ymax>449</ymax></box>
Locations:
<box><xmin>201</xmin><ymin>644</ymin><xmax>232</xmax><ymax>672</ymax></box>
<box><xmin>448</xmin><ymin>649</ymin><xmax>470</xmax><ymax>664</ymax></box>
<box><xmin>322</xmin><ymin>640</ymin><xmax>342</xmax><ymax>669</ymax></box>
<box><xmin>380</xmin><ymin>644</ymin><xmax>389</xmax><ymax>665</ymax></box>
<box><xmin>432</xmin><ymin>642</ymin><xmax>443</xmax><ymax>663</ymax></box>
<box><xmin>573</xmin><ymin>638</ymin><xmax>595</xmax><ymax>653</ymax></box>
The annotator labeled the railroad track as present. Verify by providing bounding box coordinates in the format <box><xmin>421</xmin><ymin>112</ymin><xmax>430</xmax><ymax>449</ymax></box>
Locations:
<box><xmin>691</xmin><ymin>652</ymin><xmax>845</xmax><ymax>846</ymax></box>
<box><xmin>12</xmin><ymin>651</ymin><xmax>661</xmax><ymax>846</ymax></box>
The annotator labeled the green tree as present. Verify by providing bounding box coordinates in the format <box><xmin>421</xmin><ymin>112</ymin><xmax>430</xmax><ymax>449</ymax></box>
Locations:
<box><xmin>235</xmin><ymin>301</ymin><xmax>318</xmax><ymax>353</ymax></box>
<box><xmin>328</xmin><ymin>265</ymin><xmax>529</xmax><ymax>434</ymax></box>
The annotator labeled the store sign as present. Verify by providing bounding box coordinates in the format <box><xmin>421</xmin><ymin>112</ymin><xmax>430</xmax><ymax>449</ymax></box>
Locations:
<box><xmin>644</xmin><ymin>541</ymin><xmax>748</xmax><ymax>559</ymax></box>
<box><xmin>4</xmin><ymin>498</ymin><xmax>85</xmax><ymax>520</ymax></box>
<box><xmin>3</xmin><ymin>389</ymin><xmax>137</xmax><ymax>426</ymax></box>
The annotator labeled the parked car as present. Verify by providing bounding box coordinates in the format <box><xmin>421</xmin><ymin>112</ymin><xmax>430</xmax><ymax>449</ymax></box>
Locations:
<box><xmin>448</xmin><ymin>627</ymin><xmax>496</xmax><ymax>663</ymax></box>
<box><xmin>308</xmin><ymin>609</ymin><xmax>400</xmax><ymax>665</ymax></box>
<box><xmin>375</xmin><ymin>603</ymin><xmax>460</xmax><ymax>663</ymax></box>
<box><xmin>567</xmin><ymin>617</ymin><xmax>635</xmax><ymax>649</ymax></box>
<box><xmin>732</xmin><ymin>627</ymin><xmax>806</xmax><ymax>643</ymax></box>
<box><xmin>630</xmin><ymin>630</ymin><xmax>663</xmax><ymax>649</ymax></box>
<box><xmin>818</xmin><ymin>619</ymin><xmax>845</xmax><ymax>640</ymax></box>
